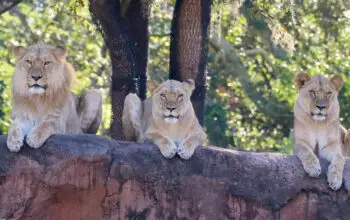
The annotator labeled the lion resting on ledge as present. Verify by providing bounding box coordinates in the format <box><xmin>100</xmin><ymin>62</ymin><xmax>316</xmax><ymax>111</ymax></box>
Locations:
<box><xmin>7</xmin><ymin>42</ymin><xmax>102</xmax><ymax>152</ymax></box>
<box><xmin>122</xmin><ymin>79</ymin><xmax>206</xmax><ymax>159</ymax></box>
<box><xmin>293</xmin><ymin>72</ymin><xmax>345</xmax><ymax>190</ymax></box>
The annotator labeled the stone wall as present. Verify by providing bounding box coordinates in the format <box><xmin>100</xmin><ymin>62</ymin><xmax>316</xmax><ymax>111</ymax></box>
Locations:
<box><xmin>0</xmin><ymin>134</ymin><xmax>349</xmax><ymax>219</ymax></box>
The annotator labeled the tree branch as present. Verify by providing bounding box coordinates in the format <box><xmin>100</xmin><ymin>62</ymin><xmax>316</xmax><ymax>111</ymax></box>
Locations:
<box><xmin>10</xmin><ymin>7</ymin><xmax>39</xmax><ymax>42</ymax></box>
<box><xmin>243</xmin><ymin>48</ymin><xmax>270</xmax><ymax>58</ymax></box>
<box><xmin>0</xmin><ymin>0</ymin><xmax>22</xmax><ymax>15</ymax></box>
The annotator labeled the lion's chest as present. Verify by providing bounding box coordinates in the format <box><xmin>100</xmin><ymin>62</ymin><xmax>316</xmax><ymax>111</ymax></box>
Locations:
<box><xmin>310</xmin><ymin>125</ymin><xmax>339</xmax><ymax>152</ymax></box>
<box><xmin>17</xmin><ymin>112</ymin><xmax>47</xmax><ymax>135</ymax></box>
<box><xmin>19</xmin><ymin>120</ymin><xmax>37</xmax><ymax>135</ymax></box>
<box><xmin>164</xmin><ymin>126</ymin><xmax>185</xmax><ymax>143</ymax></box>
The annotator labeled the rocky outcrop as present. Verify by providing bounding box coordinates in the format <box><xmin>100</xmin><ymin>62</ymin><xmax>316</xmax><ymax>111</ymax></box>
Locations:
<box><xmin>0</xmin><ymin>134</ymin><xmax>350</xmax><ymax>220</ymax></box>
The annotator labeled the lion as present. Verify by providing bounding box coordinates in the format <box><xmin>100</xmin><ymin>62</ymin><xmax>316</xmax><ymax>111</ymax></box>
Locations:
<box><xmin>293</xmin><ymin>72</ymin><xmax>345</xmax><ymax>190</ymax></box>
<box><xmin>7</xmin><ymin>42</ymin><xmax>102</xmax><ymax>152</ymax></box>
<box><xmin>122</xmin><ymin>79</ymin><xmax>206</xmax><ymax>159</ymax></box>
<box><xmin>343</xmin><ymin>130</ymin><xmax>350</xmax><ymax>156</ymax></box>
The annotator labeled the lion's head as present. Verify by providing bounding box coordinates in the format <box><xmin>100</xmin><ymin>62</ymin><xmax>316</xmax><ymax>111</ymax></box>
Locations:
<box><xmin>12</xmin><ymin>42</ymin><xmax>75</xmax><ymax>99</ymax></box>
<box><xmin>295</xmin><ymin>72</ymin><xmax>343</xmax><ymax>121</ymax></box>
<box><xmin>151</xmin><ymin>79</ymin><xmax>195</xmax><ymax>124</ymax></box>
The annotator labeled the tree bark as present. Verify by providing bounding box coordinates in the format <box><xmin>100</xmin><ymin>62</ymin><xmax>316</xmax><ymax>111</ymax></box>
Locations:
<box><xmin>169</xmin><ymin>0</ymin><xmax>212</xmax><ymax>125</ymax></box>
<box><xmin>0</xmin><ymin>0</ymin><xmax>22</xmax><ymax>15</ymax></box>
<box><xmin>89</xmin><ymin>0</ymin><xmax>148</xmax><ymax>139</ymax></box>
<box><xmin>124</xmin><ymin>0</ymin><xmax>149</xmax><ymax>101</ymax></box>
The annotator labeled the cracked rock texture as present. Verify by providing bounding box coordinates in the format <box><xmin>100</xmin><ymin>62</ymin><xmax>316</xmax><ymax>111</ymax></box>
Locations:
<box><xmin>0</xmin><ymin>134</ymin><xmax>350</xmax><ymax>220</ymax></box>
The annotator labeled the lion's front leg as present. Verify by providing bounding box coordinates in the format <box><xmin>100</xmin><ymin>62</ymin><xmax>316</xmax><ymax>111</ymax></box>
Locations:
<box><xmin>26</xmin><ymin>114</ymin><xmax>62</xmax><ymax>149</ymax></box>
<box><xmin>178</xmin><ymin>131</ymin><xmax>206</xmax><ymax>160</ymax></box>
<box><xmin>7</xmin><ymin>122</ymin><xmax>25</xmax><ymax>152</ymax></box>
<box><xmin>294</xmin><ymin>140</ymin><xmax>321</xmax><ymax>177</ymax></box>
<box><xmin>320</xmin><ymin>142</ymin><xmax>344</xmax><ymax>191</ymax></box>
<box><xmin>145</xmin><ymin>131</ymin><xmax>177</xmax><ymax>159</ymax></box>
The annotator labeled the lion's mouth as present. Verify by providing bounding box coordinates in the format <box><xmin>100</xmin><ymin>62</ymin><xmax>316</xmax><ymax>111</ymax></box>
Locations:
<box><xmin>28</xmin><ymin>84</ymin><xmax>47</xmax><ymax>95</ymax></box>
<box><xmin>164</xmin><ymin>115</ymin><xmax>179</xmax><ymax>119</ymax></box>
<box><xmin>29</xmin><ymin>84</ymin><xmax>47</xmax><ymax>89</ymax></box>
<box><xmin>311</xmin><ymin>112</ymin><xmax>327</xmax><ymax>120</ymax></box>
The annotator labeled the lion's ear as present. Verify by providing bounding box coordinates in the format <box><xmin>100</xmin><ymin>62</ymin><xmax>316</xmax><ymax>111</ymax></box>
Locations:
<box><xmin>182</xmin><ymin>79</ymin><xmax>195</xmax><ymax>94</ymax></box>
<box><xmin>51</xmin><ymin>46</ymin><xmax>67</xmax><ymax>61</ymax></box>
<box><xmin>13</xmin><ymin>46</ymin><xmax>27</xmax><ymax>60</ymax></box>
<box><xmin>295</xmin><ymin>72</ymin><xmax>310</xmax><ymax>89</ymax></box>
<box><xmin>329</xmin><ymin>74</ymin><xmax>344</xmax><ymax>92</ymax></box>
<box><xmin>147</xmin><ymin>80</ymin><xmax>159</xmax><ymax>94</ymax></box>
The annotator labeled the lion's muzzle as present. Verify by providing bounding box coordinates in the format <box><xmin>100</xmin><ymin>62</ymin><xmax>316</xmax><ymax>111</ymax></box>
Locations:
<box><xmin>311</xmin><ymin>104</ymin><xmax>328</xmax><ymax>121</ymax></box>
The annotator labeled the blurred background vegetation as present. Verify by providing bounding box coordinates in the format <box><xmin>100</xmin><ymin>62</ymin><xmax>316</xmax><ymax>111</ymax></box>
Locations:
<box><xmin>1</xmin><ymin>0</ymin><xmax>350</xmax><ymax>154</ymax></box>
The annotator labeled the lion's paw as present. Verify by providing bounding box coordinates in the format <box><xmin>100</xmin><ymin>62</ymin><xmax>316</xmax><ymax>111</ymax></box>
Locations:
<box><xmin>7</xmin><ymin>135</ymin><xmax>24</xmax><ymax>153</ymax></box>
<box><xmin>7</xmin><ymin>127</ymin><xmax>24</xmax><ymax>152</ymax></box>
<box><xmin>327</xmin><ymin>166</ymin><xmax>343</xmax><ymax>191</ymax></box>
<box><xmin>26</xmin><ymin>128</ymin><xmax>48</xmax><ymax>149</ymax></box>
<box><xmin>158</xmin><ymin>143</ymin><xmax>177</xmax><ymax>159</ymax></box>
<box><xmin>303</xmin><ymin>159</ymin><xmax>321</xmax><ymax>177</ymax></box>
<box><xmin>177</xmin><ymin>144</ymin><xmax>196</xmax><ymax>160</ymax></box>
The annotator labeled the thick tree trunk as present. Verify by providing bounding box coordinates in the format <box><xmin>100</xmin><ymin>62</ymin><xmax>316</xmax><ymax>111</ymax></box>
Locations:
<box><xmin>125</xmin><ymin>0</ymin><xmax>149</xmax><ymax>101</ymax></box>
<box><xmin>89</xmin><ymin>0</ymin><xmax>148</xmax><ymax>139</ymax></box>
<box><xmin>0</xmin><ymin>0</ymin><xmax>22</xmax><ymax>15</ymax></box>
<box><xmin>169</xmin><ymin>0</ymin><xmax>212</xmax><ymax>125</ymax></box>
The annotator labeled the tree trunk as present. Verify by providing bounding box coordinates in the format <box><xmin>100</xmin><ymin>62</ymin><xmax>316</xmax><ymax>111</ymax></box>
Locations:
<box><xmin>124</xmin><ymin>0</ymin><xmax>149</xmax><ymax>101</ymax></box>
<box><xmin>89</xmin><ymin>0</ymin><xmax>148</xmax><ymax>139</ymax></box>
<box><xmin>169</xmin><ymin>0</ymin><xmax>212</xmax><ymax>125</ymax></box>
<box><xmin>0</xmin><ymin>0</ymin><xmax>22</xmax><ymax>15</ymax></box>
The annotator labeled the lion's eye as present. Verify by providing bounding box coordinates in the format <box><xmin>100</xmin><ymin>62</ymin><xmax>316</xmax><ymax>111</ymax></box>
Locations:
<box><xmin>44</xmin><ymin>61</ymin><xmax>52</xmax><ymax>66</ymax></box>
<box><xmin>309</xmin><ymin>90</ymin><xmax>316</xmax><ymax>98</ymax></box>
<box><xmin>160</xmin><ymin>93</ymin><xmax>166</xmax><ymax>98</ymax></box>
<box><xmin>178</xmin><ymin>94</ymin><xmax>184</xmax><ymax>99</ymax></box>
<box><xmin>25</xmin><ymin>60</ymin><xmax>32</xmax><ymax>65</ymax></box>
<box><xmin>326</xmin><ymin>91</ymin><xmax>332</xmax><ymax>98</ymax></box>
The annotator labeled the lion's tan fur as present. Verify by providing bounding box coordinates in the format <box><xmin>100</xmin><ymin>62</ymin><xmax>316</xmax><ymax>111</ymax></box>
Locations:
<box><xmin>343</xmin><ymin>129</ymin><xmax>350</xmax><ymax>156</ymax></box>
<box><xmin>7</xmin><ymin>42</ymin><xmax>102</xmax><ymax>152</ymax></box>
<box><xmin>122</xmin><ymin>79</ymin><xmax>206</xmax><ymax>159</ymax></box>
<box><xmin>293</xmin><ymin>72</ymin><xmax>345</xmax><ymax>190</ymax></box>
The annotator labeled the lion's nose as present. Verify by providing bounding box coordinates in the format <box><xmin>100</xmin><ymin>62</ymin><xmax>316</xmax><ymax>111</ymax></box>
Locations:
<box><xmin>316</xmin><ymin>105</ymin><xmax>326</xmax><ymax>110</ymax></box>
<box><xmin>166</xmin><ymin>107</ymin><xmax>176</xmax><ymax>112</ymax></box>
<box><xmin>31</xmin><ymin>74</ymin><xmax>42</xmax><ymax>81</ymax></box>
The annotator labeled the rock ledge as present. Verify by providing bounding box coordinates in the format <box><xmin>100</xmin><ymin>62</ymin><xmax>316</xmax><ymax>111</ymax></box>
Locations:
<box><xmin>0</xmin><ymin>134</ymin><xmax>349</xmax><ymax>219</ymax></box>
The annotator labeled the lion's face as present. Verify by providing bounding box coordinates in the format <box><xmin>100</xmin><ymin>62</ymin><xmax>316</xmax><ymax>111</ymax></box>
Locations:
<box><xmin>295</xmin><ymin>72</ymin><xmax>343</xmax><ymax>121</ymax></box>
<box><xmin>12</xmin><ymin>42</ymin><xmax>72</xmax><ymax>97</ymax></box>
<box><xmin>152</xmin><ymin>79</ymin><xmax>195</xmax><ymax>124</ymax></box>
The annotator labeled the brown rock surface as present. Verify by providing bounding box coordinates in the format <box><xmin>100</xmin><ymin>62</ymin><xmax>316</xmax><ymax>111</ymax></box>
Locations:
<box><xmin>0</xmin><ymin>134</ymin><xmax>350</xmax><ymax>220</ymax></box>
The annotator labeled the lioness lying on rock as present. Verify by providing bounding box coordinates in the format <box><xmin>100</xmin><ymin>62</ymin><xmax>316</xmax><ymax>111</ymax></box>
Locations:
<box><xmin>293</xmin><ymin>72</ymin><xmax>345</xmax><ymax>190</ymax></box>
<box><xmin>122</xmin><ymin>79</ymin><xmax>206</xmax><ymax>159</ymax></box>
<box><xmin>7</xmin><ymin>42</ymin><xmax>102</xmax><ymax>152</ymax></box>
